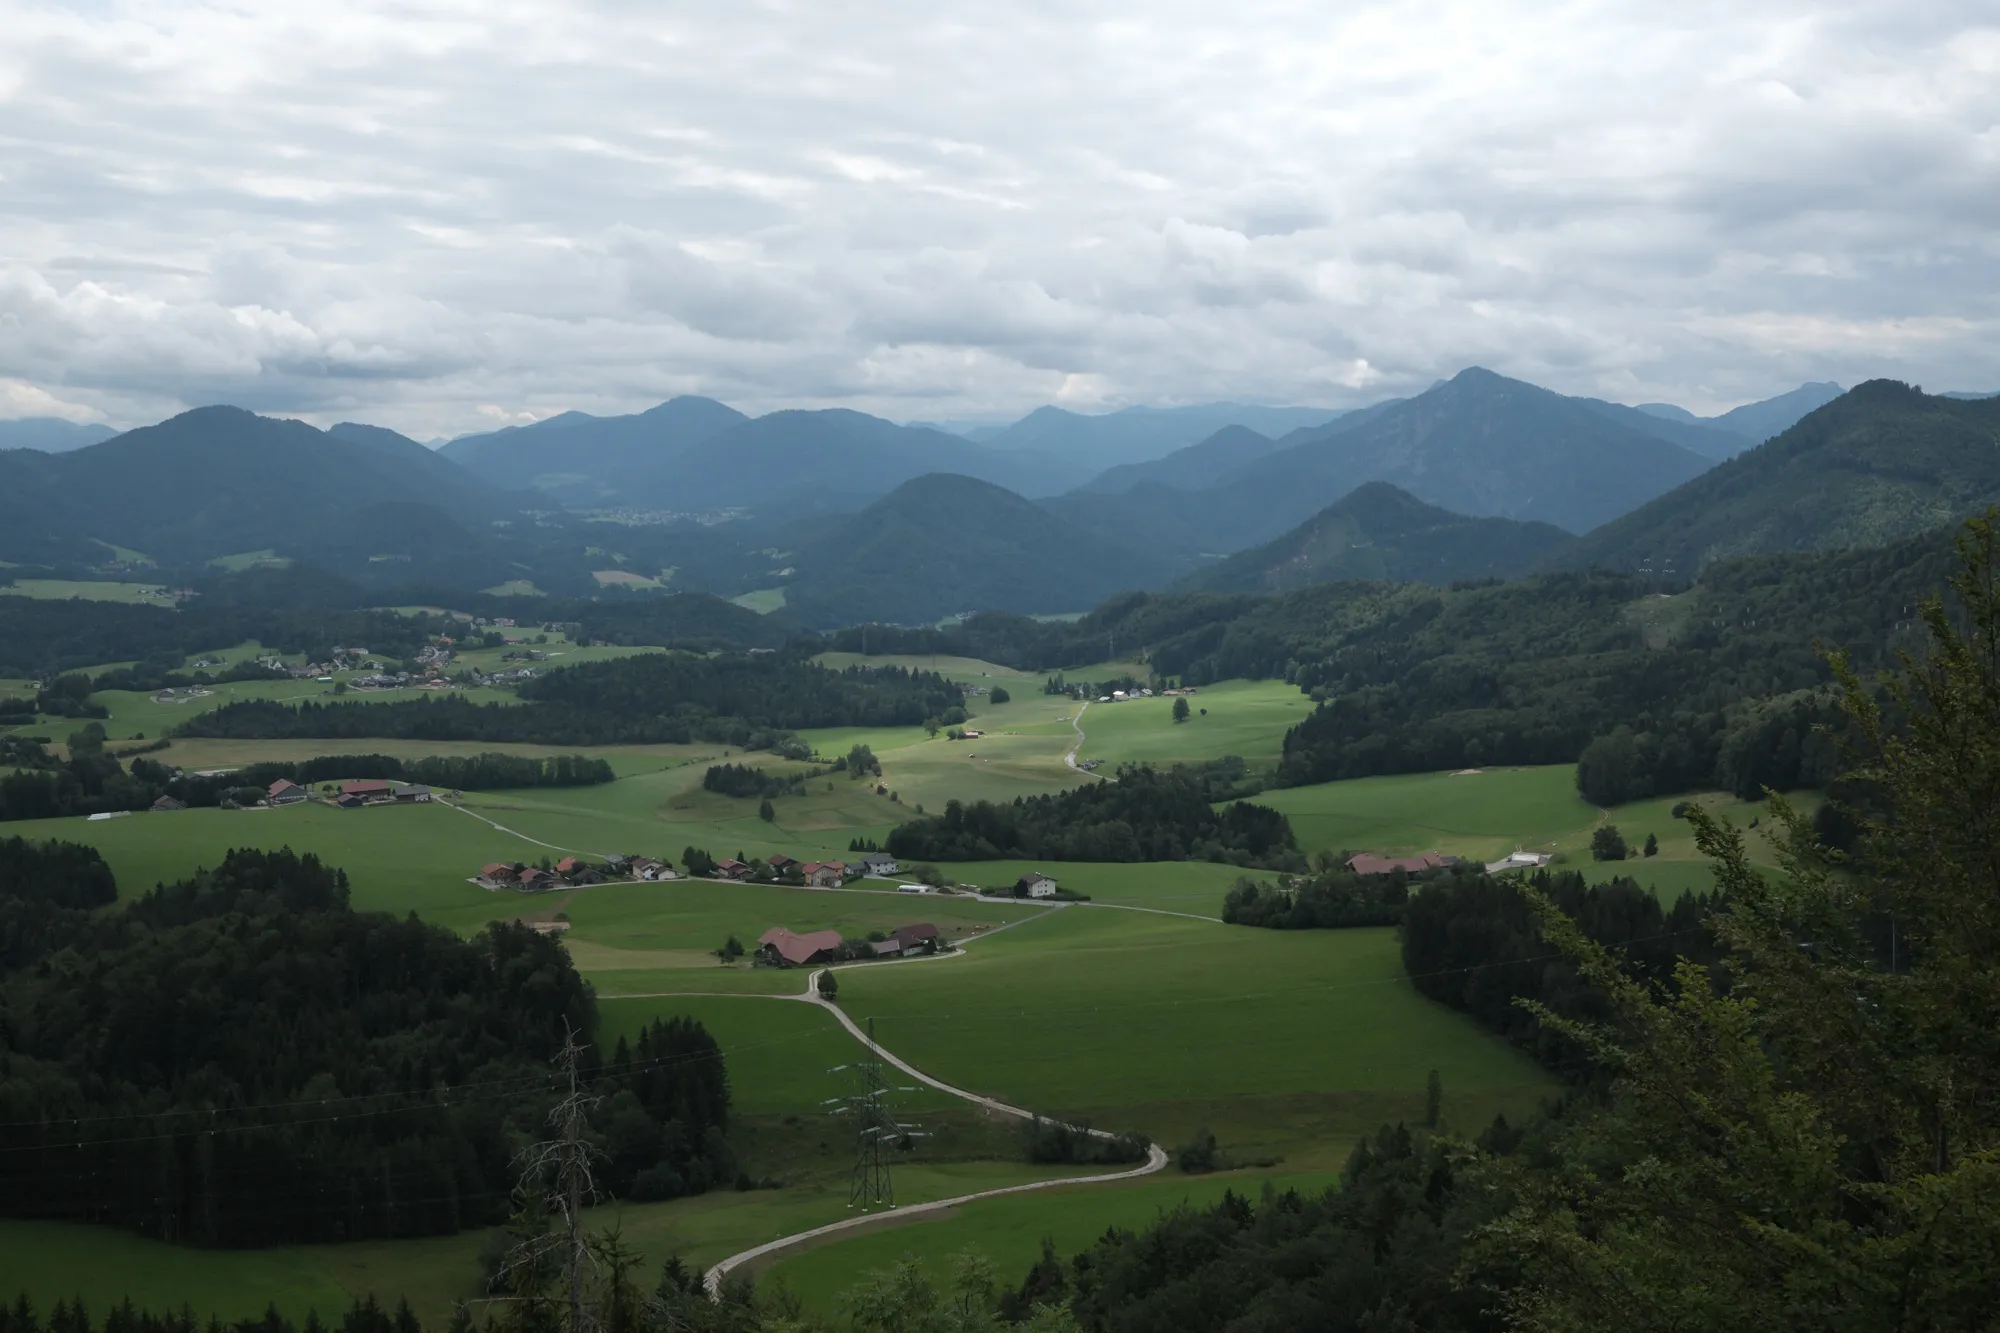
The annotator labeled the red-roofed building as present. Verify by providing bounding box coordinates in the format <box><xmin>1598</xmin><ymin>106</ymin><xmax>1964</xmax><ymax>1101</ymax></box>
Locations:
<box><xmin>715</xmin><ymin>859</ymin><xmax>753</xmax><ymax>881</ymax></box>
<box><xmin>756</xmin><ymin>926</ymin><xmax>843</xmax><ymax>967</ymax></box>
<box><xmin>267</xmin><ymin>779</ymin><xmax>307</xmax><ymax>805</ymax></box>
<box><xmin>555</xmin><ymin>856</ymin><xmax>583</xmax><ymax>875</ymax></box>
<box><xmin>767</xmin><ymin>854</ymin><xmax>800</xmax><ymax>874</ymax></box>
<box><xmin>799</xmin><ymin>861</ymin><xmax>846</xmax><ymax>888</ymax></box>
<box><xmin>341</xmin><ymin>779</ymin><xmax>395</xmax><ymax>800</ymax></box>
<box><xmin>1346</xmin><ymin>852</ymin><xmax>1459</xmax><ymax>876</ymax></box>
<box><xmin>480</xmin><ymin>862</ymin><xmax>520</xmax><ymax>885</ymax></box>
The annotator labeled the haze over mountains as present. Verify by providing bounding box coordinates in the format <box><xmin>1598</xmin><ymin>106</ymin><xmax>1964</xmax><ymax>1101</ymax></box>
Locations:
<box><xmin>8</xmin><ymin>370</ymin><xmax>1991</xmax><ymax>629</ymax></box>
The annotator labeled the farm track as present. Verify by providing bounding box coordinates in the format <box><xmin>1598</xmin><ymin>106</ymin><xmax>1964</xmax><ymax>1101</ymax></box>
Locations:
<box><xmin>1063</xmin><ymin>701</ymin><xmax>1090</xmax><ymax>770</ymax></box>
<box><xmin>439</xmin><ymin>798</ymin><xmax>582</xmax><ymax>854</ymax></box>
<box><xmin>599</xmin><ymin>907</ymin><xmax>1169</xmax><ymax>1296</ymax></box>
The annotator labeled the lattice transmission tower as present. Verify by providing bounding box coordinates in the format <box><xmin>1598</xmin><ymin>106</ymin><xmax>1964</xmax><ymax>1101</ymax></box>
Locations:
<box><xmin>826</xmin><ymin>1017</ymin><xmax>921</xmax><ymax>1209</ymax></box>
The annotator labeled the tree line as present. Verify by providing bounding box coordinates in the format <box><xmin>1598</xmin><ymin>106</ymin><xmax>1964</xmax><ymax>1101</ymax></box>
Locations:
<box><xmin>0</xmin><ymin>844</ymin><xmax>735</xmax><ymax>1246</ymax></box>
<box><xmin>886</xmin><ymin>765</ymin><xmax>1301</xmax><ymax>868</ymax></box>
<box><xmin>180</xmin><ymin>656</ymin><xmax>962</xmax><ymax>751</ymax></box>
<box><xmin>700</xmin><ymin>763</ymin><xmax>807</xmax><ymax>799</ymax></box>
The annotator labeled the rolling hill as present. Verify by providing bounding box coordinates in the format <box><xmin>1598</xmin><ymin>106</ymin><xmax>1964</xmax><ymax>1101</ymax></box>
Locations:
<box><xmin>1176</xmin><ymin>482</ymin><xmax>1575</xmax><ymax>593</ymax></box>
<box><xmin>1548</xmin><ymin>380</ymin><xmax>2000</xmax><ymax>574</ymax></box>
<box><xmin>779</xmin><ymin>473</ymin><xmax>1167</xmax><ymax>628</ymax></box>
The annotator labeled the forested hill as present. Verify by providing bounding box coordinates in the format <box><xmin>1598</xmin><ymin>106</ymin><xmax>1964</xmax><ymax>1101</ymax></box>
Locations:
<box><xmin>1548</xmin><ymin>380</ymin><xmax>2000</xmax><ymax>573</ymax></box>
<box><xmin>0</xmin><ymin>406</ymin><xmax>527</xmax><ymax>567</ymax></box>
<box><xmin>780</xmin><ymin>473</ymin><xmax>1167</xmax><ymax>628</ymax></box>
<box><xmin>1175</xmin><ymin>481</ymin><xmax>1575</xmax><ymax>593</ymax></box>
<box><xmin>0</xmin><ymin>841</ymin><xmax>736</xmax><ymax>1245</ymax></box>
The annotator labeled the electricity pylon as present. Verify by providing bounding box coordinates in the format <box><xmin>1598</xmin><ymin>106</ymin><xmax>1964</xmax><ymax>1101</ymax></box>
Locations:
<box><xmin>824</xmin><ymin>1017</ymin><xmax>921</xmax><ymax>1210</ymax></box>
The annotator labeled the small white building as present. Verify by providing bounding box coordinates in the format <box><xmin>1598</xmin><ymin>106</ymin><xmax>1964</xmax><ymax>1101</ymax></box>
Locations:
<box><xmin>1483</xmin><ymin>850</ymin><xmax>1554</xmax><ymax>874</ymax></box>
<box><xmin>1018</xmin><ymin>872</ymin><xmax>1060</xmax><ymax>899</ymax></box>
<box><xmin>860</xmin><ymin>852</ymin><xmax>900</xmax><ymax>876</ymax></box>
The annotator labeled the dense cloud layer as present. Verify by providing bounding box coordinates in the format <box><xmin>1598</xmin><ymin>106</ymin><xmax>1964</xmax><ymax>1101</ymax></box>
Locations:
<box><xmin>1</xmin><ymin>0</ymin><xmax>1995</xmax><ymax>436</ymax></box>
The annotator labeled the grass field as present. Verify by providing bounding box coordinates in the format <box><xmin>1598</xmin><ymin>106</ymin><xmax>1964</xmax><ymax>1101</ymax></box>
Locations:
<box><xmin>1076</xmin><ymin>679</ymin><xmax>1309</xmax><ymax>770</ymax></box>
<box><xmin>0</xmin><ymin>578</ymin><xmax>173</xmax><ymax>603</ymax></box>
<box><xmin>836</xmin><ymin>906</ymin><xmax>1549</xmax><ymax>1165</ymax></box>
<box><xmin>732</xmin><ymin>588</ymin><xmax>787</xmax><ymax>614</ymax></box>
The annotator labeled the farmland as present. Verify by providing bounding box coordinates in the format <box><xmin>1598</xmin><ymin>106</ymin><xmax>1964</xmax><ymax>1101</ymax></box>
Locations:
<box><xmin>0</xmin><ymin>578</ymin><xmax>176</xmax><ymax>603</ymax></box>
<box><xmin>0</xmin><ymin>653</ymin><xmax>1785</xmax><ymax>1323</ymax></box>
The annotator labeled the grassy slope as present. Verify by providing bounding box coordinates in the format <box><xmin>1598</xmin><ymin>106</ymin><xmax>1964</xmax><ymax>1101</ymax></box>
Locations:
<box><xmin>0</xmin><ymin>579</ymin><xmax>171</xmax><ymax>603</ymax></box>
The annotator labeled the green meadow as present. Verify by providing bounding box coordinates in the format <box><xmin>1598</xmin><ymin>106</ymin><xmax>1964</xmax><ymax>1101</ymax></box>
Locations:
<box><xmin>1075</xmin><ymin>678</ymin><xmax>1310</xmax><ymax>769</ymax></box>
<box><xmin>834</xmin><ymin>906</ymin><xmax>1550</xmax><ymax>1165</ymax></box>
<box><xmin>0</xmin><ymin>578</ymin><xmax>174</xmax><ymax>603</ymax></box>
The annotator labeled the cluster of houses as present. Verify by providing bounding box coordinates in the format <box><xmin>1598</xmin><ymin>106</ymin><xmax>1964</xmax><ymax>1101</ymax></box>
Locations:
<box><xmin>755</xmin><ymin>921</ymin><xmax>941</xmax><ymax>968</ymax></box>
<box><xmin>477</xmin><ymin>853</ymin><xmax>676</xmax><ymax>892</ymax></box>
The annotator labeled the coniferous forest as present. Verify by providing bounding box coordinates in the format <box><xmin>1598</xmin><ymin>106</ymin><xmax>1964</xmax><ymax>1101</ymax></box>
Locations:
<box><xmin>0</xmin><ymin>845</ymin><xmax>734</xmax><ymax>1246</ymax></box>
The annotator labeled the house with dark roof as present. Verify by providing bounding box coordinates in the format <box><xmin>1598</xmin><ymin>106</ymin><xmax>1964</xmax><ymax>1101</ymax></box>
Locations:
<box><xmin>715</xmin><ymin>859</ymin><xmax>753</xmax><ymax>881</ymax></box>
<box><xmin>150</xmin><ymin>794</ymin><xmax>187</xmax><ymax>813</ymax></box>
<box><xmin>767</xmin><ymin>854</ymin><xmax>800</xmax><ymax>875</ymax></box>
<box><xmin>391</xmin><ymin>783</ymin><xmax>433</xmax><ymax>803</ymax></box>
<box><xmin>1346</xmin><ymin>852</ymin><xmax>1460</xmax><ymax>876</ymax></box>
<box><xmin>756</xmin><ymin>926</ymin><xmax>843</xmax><ymax>967</ymax></box>
<box><xmin>859</xmin><ymin>852</ymin><xmax>900</xmax><ymax>875</ymax></box>
<box><xmin>892</xmin><ymin>923</ymin><xmax>939</xmax><ymax>953</ymax></box>
<box><xmin>1016</xmin><ymin>872</ymin><xmax>1059</xmax><ymax>898</ymax></box>
<box><xmin>871</xmin><ymin>938</ymin><xmax>904</xmax><ymax>958</ymax></box>
<box><xmin>480</xmin><ymin>862</ymin><xmax>520</xmax><ymax>885</ymax></box>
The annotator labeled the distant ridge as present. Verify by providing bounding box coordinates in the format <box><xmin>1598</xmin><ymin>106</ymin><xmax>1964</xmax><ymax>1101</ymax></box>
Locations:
<box><xmin>975</xmin><ymin>401</ymin><xmax>1348</xmax><ymax>472</ymax></box>
<box><xmin>1177</xmin><ymin>481</ymin><xmax>1575</xmax><ymax>593</ymax></box>
<box><xmin>0</xmin><ymin>418</ymin><xmax>118</xmax><ymax>453</ymax></box>
<box><xmin>1548</xmin><ymin>381</ymin><xmax>2000</xmax><ymax>573</ymax></box>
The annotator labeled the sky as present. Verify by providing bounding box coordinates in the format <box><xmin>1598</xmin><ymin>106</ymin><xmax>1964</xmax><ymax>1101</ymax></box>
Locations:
<box><xmin>1</xmin><ymin>1</ymin><xmax>1996</xmax><ymax>438</ymax></box>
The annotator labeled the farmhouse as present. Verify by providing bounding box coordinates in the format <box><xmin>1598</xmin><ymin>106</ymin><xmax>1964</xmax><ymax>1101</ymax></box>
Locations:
<box><xmin>714</xmin><ymin>859</ymin><xmax>753</xmax><ymax>881</ymax></box>
<box><xmin>150</xmin><ymin>794</ymin><xmax>187</xmax><ymax>813</ymax></box>
<box><xmin>871</xmin><ymin>938</ymin><xmax>904</xmax><ymax>957</ymax></box>
<box><xmin>860</xmin><ymin>852</ymin><xmax>900</xmax><ymax>875</ymax></box>
<box><xmin>555</xmin><ymin>856</ymin><xmax>582</xmax><ymax>875</ymax></box>
<box><xmin>517</xmin><ymin>868</ymin><xmax>557</xmax><ymax>892</ymax></box>
<box><xmin>1346</xmin><ymin>852</ymin><xmax>1461</xmax><ymax>876</ymax></box>
<box><xmin>767</xmin><ymin>854</ymin><xmax>800</xmax><ymax>875</ymax></box>
<box><xmin>799</xmin><ymin>860</ymin><xmax>847</xmax><ymax>888</ymax></box>
<box><xmin>267</xmin><ymin>779</ymin><xmax>307</xmax><ymax>806</ymax></box>
<box><xmin>480</xmin><ymin>862</ymin><xmax>521</xmax><ymax>886</ymax></box>
<box><xmin>391</xmin><ymin>783</ymin><xmax>433</xmax><ymax>803</ymax></box>
<box><xmin>1017</xmin><ymin>872</ymin><xmax>1060</xmax><ymax>898</ymax></box>
<box><xmin>893</xmin><ymin>922</ymin><xmax>939</xmax><ymax>953</ymax></box>
<box><xmin>756</xmin><ymin>926</ymin><xmax>843</xmax><ymax>967</ymax></box>
<box><xmin>340</xmin><ymin>779</ymin><xmax>396</xmax><ymax>802</ymax></box>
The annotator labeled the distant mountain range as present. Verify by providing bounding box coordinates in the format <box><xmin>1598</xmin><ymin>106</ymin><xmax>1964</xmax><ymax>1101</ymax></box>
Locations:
<box><xmin>1635</xmin><ymin>381</ymin><xmax>1845</xmax><ymax>449</ymax></box>
<box><xmin>1176</xmin><ymin>482</ymin><xmax>1575</xmax><ymax>594</ymax></box>
<box><xmin>957</xmin><ymin>402</ymin><xmax>1348</xmax><ymax>472</ymax></box>
<box><xmin>0</xmin><ymin>418</ymin><xmax>119</xmax><ymax>453</ymax></box>
<box><xmin>440</xmin><ymin>399</ymin><xmax>1088</xmax><ymax>509</ymax></box>
<box><xmin>1549</xmin><ymin>381</ymin><xmax>2000</xmax><ymax>574</ymax></box>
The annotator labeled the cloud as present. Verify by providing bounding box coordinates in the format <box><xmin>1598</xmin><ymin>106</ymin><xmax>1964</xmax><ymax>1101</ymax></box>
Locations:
<box><xmin>0</xmin><ymin>0</ymin><xmax>1994</xmax><ymax>434</ymax></box>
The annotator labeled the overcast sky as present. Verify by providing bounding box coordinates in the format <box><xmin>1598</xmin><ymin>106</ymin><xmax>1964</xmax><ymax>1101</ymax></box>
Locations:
<box><xmin>1</xmin><ymin>1</ymin><xmax>1995</xmax><ymax>437</ymax></box>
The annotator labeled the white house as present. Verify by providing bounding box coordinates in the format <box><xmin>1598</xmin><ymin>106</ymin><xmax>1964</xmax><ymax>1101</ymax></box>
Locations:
<box><xmin>1018</xmin><ymin>871</ymin><xmax>1059</xmax><ymax>899</ymax></box>
<box><xmin>860</xmin><ymin>852</ymin><xmax>900</xmax><ymax>876</ymax></box>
